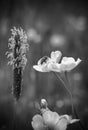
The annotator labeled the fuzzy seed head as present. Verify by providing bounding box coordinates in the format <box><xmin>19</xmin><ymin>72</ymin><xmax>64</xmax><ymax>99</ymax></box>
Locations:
<box><xmin>6</xmin><ymin>27</ymin><xmax>29</xmax><ymax>70</ymax></box>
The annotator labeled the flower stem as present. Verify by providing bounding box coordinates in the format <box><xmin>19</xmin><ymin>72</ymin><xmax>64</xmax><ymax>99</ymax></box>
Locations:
<box><xmin>53</xmin><ymin>72</ymin><xmax>74</xmax><ymax>117</ymax></box>
<box><xmin>64</xmin><ymin>72</ymin><xmax>85</xmax><ymax>130</ymax></box>
<box><xmin>13</xmin><ymin>67</ymin><xmax>23</xmax><ymax>101</ymax></box>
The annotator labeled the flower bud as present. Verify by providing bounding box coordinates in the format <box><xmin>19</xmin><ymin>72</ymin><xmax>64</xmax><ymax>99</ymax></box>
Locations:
<box><xmin>41</xmin><ymin>99</ymin><xmax>48</xmax><ymax>109</ymax></box>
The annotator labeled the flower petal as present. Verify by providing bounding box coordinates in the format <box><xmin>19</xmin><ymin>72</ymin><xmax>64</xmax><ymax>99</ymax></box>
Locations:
<box><xmin>75</xmin><ymin>58</ymin><xmax>82</xmax><ymax>66</ymax></box>
<box><xmin>51</xmin><ymin>51</ymin><xmax>62</xmax><ymax>63</ymax></box>
<box><xmin>31</xmin><ymin>114</ymin><xmax>45</xmax><ymax>130</ymax></box>
<box><xmin>59</xmin><ymin>114</ymin><xmax>80</xmax><ymax>124</ymax></box>
<box><xmin>32</xmin><ymin>114</ymin><xmax>43</xmax><ymax>122</ymax></box>
<box><xmin>70</xmin><ymin>119</ymin><xmax>80</xmax><ymax>124</ymax></box>
<box><xmin>54</xmin><ymin>117</ymin><xmax>68</xmax><ymax>130</ymax></box>
<box><xmin>33</xmin><ymin>65</ymin><xmax>44</xmax><ymax>72</ymax></box>
<box><xmin>61</xmin><ymin>57</ymin><xmax>81</xmax><ymax>71</ymax></box>
<box><xmin>48</xmin><ymin>62</ymin><xmax>61</xmax><ymax>72</ymax></box>
<box><xmin>43</xmin><ymin>110</ymin><xmax>59</xmax><ymax>128</ymax></box>
<box><xmin>33</xmin><ymin>64</ymin><xmax>50</xmax><ymax>72</ymax></box>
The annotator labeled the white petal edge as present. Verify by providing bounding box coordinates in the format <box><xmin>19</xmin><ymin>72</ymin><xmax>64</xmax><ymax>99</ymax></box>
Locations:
<box><xmin>33</xmin><ymin>65</ymin><xmax>44</xmax><ymax>72</ymax></box>
<box><xmin>75</xmin><ymin>58</ymin><xmax>82</xmax><ymax>65</ymax></box>
<box><xmin>33</xmin><ymin>65</ymin><xmax>50</xmax><ymax>72</ymax></box>
<box><xmin>70</xmin><ymin>119</ymin><xmax>80</xmax><ymax>124</ymax></box>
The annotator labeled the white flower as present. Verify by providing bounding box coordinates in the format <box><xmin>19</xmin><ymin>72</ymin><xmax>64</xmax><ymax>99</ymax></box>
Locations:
<box><xmin>31</xmin><ymin>99</ymin><xmax>80</xmax><ymax>130</ymax></box>
<box><xmin>33</xmin><ymin>50</ymin><xmax>81</xmax><ymax>73</ymax></box>
<box><xmin>32</xmin><ymin>110</ymin><xmax>79</xmax><ymax>130</ymax></box>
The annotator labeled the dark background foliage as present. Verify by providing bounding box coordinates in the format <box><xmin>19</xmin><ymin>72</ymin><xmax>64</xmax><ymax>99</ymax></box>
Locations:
<box><xmin>0</xmin><ymin>0</ymin><xmax>88</xmax><ymax>130</ymax></box>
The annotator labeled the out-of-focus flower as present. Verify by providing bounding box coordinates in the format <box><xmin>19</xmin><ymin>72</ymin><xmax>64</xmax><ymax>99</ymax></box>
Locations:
<box><xmin>56</xmin><ymin>100</ymin><xmax>64</xmax><ymax>108</ymax></box>
<box><xmin>32</xmin><ymin>99</ymin><xmax>79</xmax><ymax>130</ymax></box>
<box><xmin>50</xmin><ymin>34</ymin><xmax>66</xmax><ymax>47</ymax></box>
<box><xmin>27</xmin><ymin>28</ymin><xmax>42</xmax><ymax>43</ymax></box>
<box><xmin>32</xmin><ymin>112</ymin><xmax>79</xmax><ymax>130</ymax></box>
<box><xmin>66</xmin><ymin>16</ymin><xmax>86</xmax><ymax>32</ymax></box>
<box><xmin>33</xmin><ymin>50</ymin><xmax>81</xmax><ymax>73</ymax></box>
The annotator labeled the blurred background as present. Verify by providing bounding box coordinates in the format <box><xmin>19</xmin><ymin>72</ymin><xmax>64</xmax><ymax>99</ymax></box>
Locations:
<box><xmin>0</xmin><ymin>0</ymin><xmax>88</xmax><ymax>130</ymax></box>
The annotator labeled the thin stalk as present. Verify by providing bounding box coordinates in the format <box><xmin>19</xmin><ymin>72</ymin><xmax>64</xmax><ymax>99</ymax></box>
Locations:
<box><xmin>53</xmin><ymin>72</ymin><xmax>74</xmax><ymax>117</ymax></box>
<box><xmin>64</xmin><ymin>72</ymin><xmax>76</xmax><ymax>117</ymax></box>
<box><xmin>13</xmin><ymin>67</ymin><xmax>23</xmax><ymax>101</ymax></box>
<box><xmin>64</xmin><ymin>72</ymin><xmax>85</xmax><ymax>130</ymax></box>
